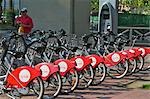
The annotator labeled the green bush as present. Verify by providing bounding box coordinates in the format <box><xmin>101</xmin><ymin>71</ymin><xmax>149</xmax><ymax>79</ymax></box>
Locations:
<box><xmin>143</xmin><ymin>84</ymin><xmax>150</xmax><ymax>89</ymax></box>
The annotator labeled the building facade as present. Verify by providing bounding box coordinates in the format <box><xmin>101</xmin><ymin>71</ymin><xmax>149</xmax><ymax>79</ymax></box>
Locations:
<box><xmin>21</xmin><ymin>0</ymin><xmax>90</xmax><ymax>36</ymax></box>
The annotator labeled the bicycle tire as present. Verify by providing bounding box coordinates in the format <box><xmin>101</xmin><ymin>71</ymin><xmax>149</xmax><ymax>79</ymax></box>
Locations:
<box><xmin>92</xmin><ymin>63</ymin><xmax>106</xmax><ymax>85</ymax></box>
<box><xmin>61</xmin><ymin>68</ymin><xmax>79</xmax><ymax>93</ymax></box>
<box><xmin>8</xmin><ymin>76</ymin><xmax>44</xmax><ymax>99</ymax></box>
<box><xmin>45</xmin><ymin>72</ymin><xmax>62</xmax><ymax>98</ymax></box>
<box><xmin>135</xmin><ymin>55</ymin><xmax>144</xmax><ymax>72</ymax></box>
<box><xmin>126</xmin><ymin>58</ymin><xmax>137</xmax><ymax>76</ymax></box>
<box><xmin>107</xmin><ymin>59</ymin><xmax>129</xmax><ymax>79</ymax></box>
<box><xmin>29</xmin><ymin>76</ymin><xmax>44</xmax><ymax>99</ymax></box>
<box><xmin>77</xmin><ymin>65</ymin><xmax>94</xmax><ymax>89</ymax></box>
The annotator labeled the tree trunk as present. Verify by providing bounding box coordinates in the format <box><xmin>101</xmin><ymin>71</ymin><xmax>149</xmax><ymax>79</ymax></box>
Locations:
<box><xmin>9</xmin><ymin>0</ymin><xmax>13</xmax><ymax>10</ymax></box>
<box><xmin>0</xmin><ymin>0</ymin><xmax>2</xmax><ymax>20</ymax></box>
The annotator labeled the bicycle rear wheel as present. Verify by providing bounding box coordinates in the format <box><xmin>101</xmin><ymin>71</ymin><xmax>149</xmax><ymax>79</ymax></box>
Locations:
<box><xmin>126</xmin><ymin>58</ymin><xmax>137</xmax><ymax>76</ymax></box>
<box><xmin>92</xmin><ymin>63</ymin><xmax>106</xmax><ymax>85</ymax></box>
<box><xmin>7</xmin><ymin>76</ymin><xmax>44</xmax><ymax>99</ymax></box>
<box><xmin>135</xmin><ymin>55</ymin><xmax>144</xmax><ymax>72</ymax></box>
<box><xmin>28</xmin><ymin>76</ymin><xmax>44</xmax><ymax>99</ymax></box>
<box><xmin>61</xmin><ymin>68</ymin><xmax>79</xmax><ymax>94</ymax></box>
<box><xmin>107</xmin><ymin>60</ymin><xmax>129</xmax><ymax>79</ymax></box>
<box><xmin>44</xmin><ymin>72</ymin><xmax>62</xmax><ymax>98</ymax></box>
<box><xmin>77</xmin><ymin>65</ymin><xmax>94</xmax><ymax>89</ymax></box>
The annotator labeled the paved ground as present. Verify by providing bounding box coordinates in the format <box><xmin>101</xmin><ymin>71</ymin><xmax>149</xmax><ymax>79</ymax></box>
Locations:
<box><xmin>111</xmin><ymin>89</ymin><xmax>150</xmax><ymax>99</ymax></box>
<box><xmin>0</xmin><ymin>63</ymin><xmax>150</xmax><ymax>99</ymax></box>
<box><xmin>56</xmin><ymin>70</ymin><xmax>150</xmax><ymax>99</ymax></box>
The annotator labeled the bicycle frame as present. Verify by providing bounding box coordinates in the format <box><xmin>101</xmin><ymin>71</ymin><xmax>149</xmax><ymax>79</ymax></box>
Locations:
<box><xmin>24</xmin><ymin>46</ymin><xmax>60</xmax><ymax>81</ymax></box>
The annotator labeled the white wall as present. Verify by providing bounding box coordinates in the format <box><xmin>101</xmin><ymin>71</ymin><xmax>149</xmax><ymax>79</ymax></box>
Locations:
<box><xmin>21</xmin><ymin>0</ymin><xmax>90</xmax><ymax>35</ymax></box>
<box><xmin>74</xmin><ymin>0</ymin><xmax>90</xmax><ymax>36</ymax></box>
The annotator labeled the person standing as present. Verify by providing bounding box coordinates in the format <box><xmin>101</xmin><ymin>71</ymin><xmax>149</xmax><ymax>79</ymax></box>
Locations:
<box><xmin>16</xmin><ymin>8</ymin><xmax>33</xmax><ymax>36</ymax></box>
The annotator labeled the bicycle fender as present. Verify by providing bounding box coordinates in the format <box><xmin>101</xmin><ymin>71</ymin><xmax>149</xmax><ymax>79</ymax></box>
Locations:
<box><xmin>7</xmin><ymin>66</ymin><xmax>41</xmax><ymax>88</ymax></box>
<box><xmin>35</xmin><ymin>62</ymin><xmax>59</xmax><ymax>80</ymax></box>
<box><xmin>122</xmin><ymin>49</ymin><xmax>135</xmax><ymax>59</ymax></box>
<box><xmin>138</xmin><ymin>47</ymin><xmax>150</xmax><ymax>57</ymax></box>
<box><xmin>71</xmin><ymin>56</ymin><xmax>91</xmax><ymax>71</ymax></box>
<box><xmin>54</xmin><ymin>59</ymin><xmax>75</xmax><ymax>76</ymax></box>
<box><xmin>132</xmin><ymin>48</ymin><xmax>142</xmax><ymax>57</ymax></box>
<box><xmin>86</xmin><ymin>54</ymin><xmax>104</xmax><ymax>68</ymax></box>
<box><xmin>104</xmin><ymin>52</ymin><xmax>125</xmax><ymax>67</ymax></box>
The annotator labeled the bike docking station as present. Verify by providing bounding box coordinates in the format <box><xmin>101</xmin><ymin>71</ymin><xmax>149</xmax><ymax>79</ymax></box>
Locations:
<box><xmin>98</xmin><ymin>0</ymin><xmax>118</xmax><ymax>34</ymax></box>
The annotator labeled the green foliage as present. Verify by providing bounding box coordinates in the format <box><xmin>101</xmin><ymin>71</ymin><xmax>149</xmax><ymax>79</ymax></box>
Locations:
<box><xmin>91</xmin><ymin>0</ymin><xmax>150</xmax><ymax>14</ymax></box>
<box><xmin>120</xmin><ymin>0</ymin><xmax>150</xmax><ymax>15</ymax></box>
<box><xmin>120</xmin><ymin>0</ymin><xmax>150</xmax><ymax>7</ymax></box>
<box><xmin>90</xmin><ymin>0</ymin><xmax>99</xmax><ymax>12</ymax></box>
<box><xmin>0</xmin><ymin>0</ymin><xmax>2</xmax><ymax>6</ymax></box>
<box><xmin>143</xmin><ymin>84</ymin><xmax>150</xmax><ymax>89</ymax></box>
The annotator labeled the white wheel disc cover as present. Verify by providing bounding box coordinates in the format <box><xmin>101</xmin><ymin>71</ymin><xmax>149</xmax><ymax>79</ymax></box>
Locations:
<box><xmin>75</xmin><ymin>58</ymin><xmax>84</xmax><ymax>69</ymax></box>
<box><xmin>90</xmin><ymin>57</ymin><xmax>97</xmax><ymax>66</ymax></box>
<box><xmin>111</xmin><ymin>53</ymin><xmax>120</xmax><ymax>62</ymax></box>
<box><xmin>122</xmin><ymin>51</ymin><xmax>127</xmax><ymax>55</ymax></box>
<box><xmin>58</xmin><ymin>61</ymin><xmax>68</xmax><ymax>72</ymax></box>
<box><xmin>129</xmin><ymin>49</ymin><xmax>135</xmax><ymax>53</ymax></box>
<box><xmin>40</xmin><ymin>65</ymin><xmax>50</xmax><ymax>77</ymax></box>
<box><xmin>138</xmin><ymin>48</ymin><xmax>145</xmax><ymax>56</ymax></box>
<box><xmin>19</xmin><ymin>69</ymin><xmax>31</xmax><ymax>83</ymax></box>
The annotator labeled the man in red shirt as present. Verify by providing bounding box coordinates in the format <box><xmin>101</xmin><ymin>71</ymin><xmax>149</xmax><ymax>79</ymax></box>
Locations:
<box><xmin>16</xmin><ymin>8</ymin><xmax>33</xmax><ymax>36</ymax></box>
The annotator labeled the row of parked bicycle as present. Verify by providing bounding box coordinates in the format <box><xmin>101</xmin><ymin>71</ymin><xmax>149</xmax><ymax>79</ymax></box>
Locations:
<box><xmin>0</xmin><ymin>29</ymin><xmax>150</xmax><ymax>99</ymax></box>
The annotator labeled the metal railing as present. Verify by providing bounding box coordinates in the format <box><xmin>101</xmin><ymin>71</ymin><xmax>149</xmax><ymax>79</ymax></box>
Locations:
<box><xmin>118</xmin><ymin>26</ymin><xmax>150</xmax><ymax>46</ymax></box>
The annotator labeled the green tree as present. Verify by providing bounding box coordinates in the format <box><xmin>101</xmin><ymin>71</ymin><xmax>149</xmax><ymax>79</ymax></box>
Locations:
<box><xmin>120</xmin><ymin>0</ymin><xmax>150</xmax><ymax>14</ymax></box>
<box><xmin>0</xmin><ymin>0</ymin><xmax>2</xmax><ymax>6</ymax></box>
<box><xmin>91</xmin><ymin>0</ymin><xmax>150</xmax><ymax>14</ymax></box>
<box><xmin>8</xmin><ymin>0</ymin><xmax>15</xmax><ymax>25</ymax></box>
<box><xmin>90</xmin><ymin>0</ymin><xmax>99</xmax><ymax>12</ymax></box>
<box><xmin>9</xmin><ymin>0</ymin><xmax>13</xmax><ymax>10</ymax></box>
